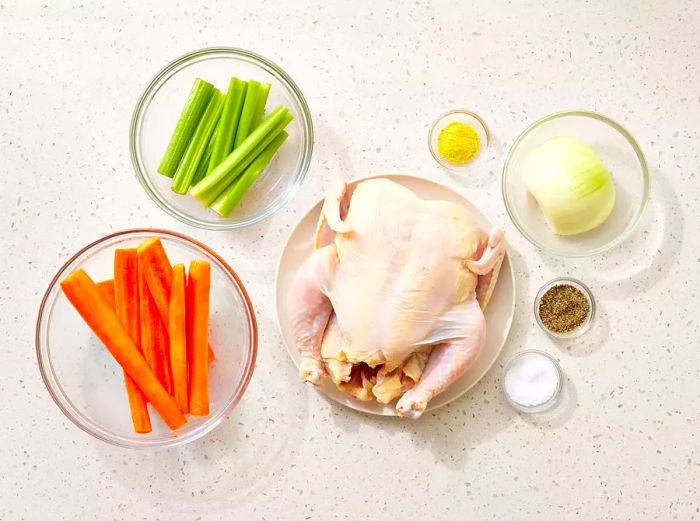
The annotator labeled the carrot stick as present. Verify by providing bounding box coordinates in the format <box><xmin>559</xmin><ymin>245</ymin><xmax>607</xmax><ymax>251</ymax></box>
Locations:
<box><xmin>168</xmin><ymin>264</ymin><xmax>189</xmax><ymax>413</ymax></box>
<box><xmin>96</xmin><ymin>280</ymin><xmax>151</xmax><ymax>422</ymax></box>
<box><xmin>98</xmin><ymin>278</ymin><xmax>152</xmax><ymax>427</ymax></box>
<box><xmin>187</xmin><ymin>260</ymin><xmax>210</xmax><ymax>416</ymax></box>
<box><xmin>137</xmin><ymin>261</ymin><xmax>174</xmax><ymax>395</ymax></box>
<box><xmin>138</xmin><ymin>237</ymin><xmax>216</xmax><ymax>363</ymax></box>
<box><xmin>60</xmin><ymin>269</ymin><xmax>186</xmax><ymax>430</ymax></box>
<box><xmin>186</xmin><ymin>271</ymin><xmax>195</xmax><ymax>385</ymax></box>
<box><xmin>137</xmin><ymin>237</ymin><xmax>173</xmax><ymax>321</ymax></box>
<box><xmin>95</xmin><ymin>279</ymin><xmax>115</xmax><ymax>308</ymax></box>
<box><xmin>114</xmin><ymin>249</ymin><xmax>152</xmax><ymax>434</ymax></box>
<box><xmin>152</xmin><ymin>306</ymin><xmax>174</xmax><ymax>395</ymax></box>
<box><xmin>137</xmin><ymin>267</ymin><xmax>156</xmax><ymax>385</ymax></box>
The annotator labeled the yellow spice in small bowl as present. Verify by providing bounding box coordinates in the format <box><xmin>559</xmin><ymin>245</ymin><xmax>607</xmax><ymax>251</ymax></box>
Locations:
<box><xmin>437</xmin><ymin>121</ymin><xmax>480</xmax><ymax>164</ymax></box>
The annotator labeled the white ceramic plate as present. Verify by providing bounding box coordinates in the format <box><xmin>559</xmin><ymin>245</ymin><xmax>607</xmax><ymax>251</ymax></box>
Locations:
<box><xmin>275</xmin><ymin>174</ymin><xmax>516</xmax><ymax>416</ymax></box>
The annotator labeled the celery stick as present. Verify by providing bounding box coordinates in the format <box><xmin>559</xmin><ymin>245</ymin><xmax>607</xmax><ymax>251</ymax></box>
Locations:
<box><xmin>209</xmin><ymin>78</ymin><xmax>247</xmax><ymax>174</ymax></box>
<box><xmin>171</xmin><ymin>89</ymin><xmax>224</xmax><ymax>194</ymax></box>
<box><xmin>157</xmin><ymin>78</ymin><xmax>214</xmax><ymax>177</ymax></box>
<box><xmin>192</xmin><ymin>127</ymin><xmax>217</xmax><ymax>186</ymax></box>
<box><xmin>233</xmin><ymin>80</ymin><xmax>261</xmax><ymax>148</ymax></box>
<box><xmin>250</xmin><ymin>82</ymin><xmax>271</xmax><ymax>130</ymax></box>
<box><xmin>210</xmin><ymin>131</ymin><xmax>289</xmax><ymax>217</ymax></box>
<box><xmin>194</xmin><ymin>111</ymin><xmax>293</xmax><ymax>206</ymax></box>
<box><xmin>190</xmin><ymin>105</ymin><xmax>290</xmax><ymax>202</ymax></box>
<box><xmin>192</xmin><ymin>154</ymin><xmax>210</xmax><ymax>187</ymax></box>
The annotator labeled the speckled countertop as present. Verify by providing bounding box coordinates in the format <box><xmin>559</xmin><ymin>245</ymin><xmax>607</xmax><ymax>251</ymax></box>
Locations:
<box><xmin>1</xmin><ymin>1</ymin><xmax>699</xmax><ymax>519</ymax></box>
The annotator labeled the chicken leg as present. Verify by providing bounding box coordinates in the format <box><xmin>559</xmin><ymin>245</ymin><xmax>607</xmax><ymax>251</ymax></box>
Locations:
<box><xmin>396</xmin><ymin>296</ymin><xmax>486</xmax><ymax>418</ymax></box>
<box><xmin>288</xmin><ymin>245</ymin><xmax>337</xmax><ymax>385</ymax></box>
<box><xmin>466</xmin><ymin>228</ymin><xmax>505</xmax><ymax>275</ymax></box>
<box><xmin>314</xmin><ymin>182</ymin><xmax>354</xmax><ymax>249</ymax></box>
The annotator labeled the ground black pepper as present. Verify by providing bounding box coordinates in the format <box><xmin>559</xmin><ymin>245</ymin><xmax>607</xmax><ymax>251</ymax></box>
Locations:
<box><xmin>538</xmin><ymin>284</ymin><xmax>590</xmax><ymax>333</ymax></box>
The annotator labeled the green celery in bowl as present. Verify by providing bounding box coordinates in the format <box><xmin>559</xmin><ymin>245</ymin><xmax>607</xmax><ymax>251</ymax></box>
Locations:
<box><xmin>130</xmin><ymin>47</ymin><xmax>313</xmax><ymax>230</ymax></box>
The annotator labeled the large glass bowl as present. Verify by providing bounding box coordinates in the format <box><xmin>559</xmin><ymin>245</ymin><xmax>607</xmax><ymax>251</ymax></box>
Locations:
<box><xmin>130</xmin><ymin>47</ymin><xmax>313</xmax><ymax>230</ymax></box>
<box><xmin>502</xmin><ymin>110</ymin><xmax>649</xmax><ymax>257</ymax></box>
<box><xmin>35</xmin><ymin>229</ymin><xmax>258</xmax><ymax>448</ymax></box>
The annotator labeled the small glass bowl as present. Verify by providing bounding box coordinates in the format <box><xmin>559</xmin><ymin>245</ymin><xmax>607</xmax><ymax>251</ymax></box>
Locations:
<box><xmin>130</xmin><ymin>47</ymin><xmax>313</xmax><ymax>230</ymax></box>
<box><xmin>502</xmin><ymin>350</ymin><xmax>563</xmax><ymax>413</ymax></box>
<box><xmin>428</xmin><ymin>109</ymin><xmax>490</xmax><ymax>171</ymax></box>
<box><xmin>35</xmin><ymin>229</ymin><xmax>258</xmax><ymax>448</ymax></box>
<box><xmin>534</xmin><ymin>277</ymin><xmax>595</xmax><ymax>340</ymax></box>
<box><xmin>502</xmin><ymin>110</ymin><xmax>649</xmax><ymax>257</ymax></box>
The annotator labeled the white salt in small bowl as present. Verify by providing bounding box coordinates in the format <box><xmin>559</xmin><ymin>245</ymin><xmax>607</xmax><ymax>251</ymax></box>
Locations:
<box><xmin>502</xmin><ymin>350</ymin><xmax>563</xmax><ymax>413</ymax></box>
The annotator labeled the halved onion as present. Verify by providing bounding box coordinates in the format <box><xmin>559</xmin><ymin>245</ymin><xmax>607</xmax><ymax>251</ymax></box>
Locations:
<box><xmin>523</xmin><ymin>136</ymin><xmax>616</xmax><ymax>235</ymax></box>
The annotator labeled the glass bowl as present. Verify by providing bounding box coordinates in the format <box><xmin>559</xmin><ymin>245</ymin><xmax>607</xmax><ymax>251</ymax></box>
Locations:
<box><xmin>502</xmin><ymin>350</ymin><xmax>563</xmax><ymax>413</ymax></box>
<box><xmin>502</xmin><ymin>110</ymin><xmax>649</xmax><ymax>257</ymax></box>
<box><xmin>35</xmin><ymin>229</ymin><xmax>258</xmax><ymax>448</ymax></box>
<box><xmin>428</xmin><ymin>109</ymin><xmax>489</xmax><ymax>172</ymax></box>
<box><xmin>130</xmin><ymin>47</ymin><xmax>313</xmax><ymax>230</ymax></box>
<box><xmin>534</xmin><ymin>277</ymin><xmax>595</xmax><ymax>340</ymax></box>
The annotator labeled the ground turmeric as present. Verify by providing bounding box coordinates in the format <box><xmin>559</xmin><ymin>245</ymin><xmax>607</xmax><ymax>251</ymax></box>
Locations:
<box><xmin>437</xmin><ymin>121</ymin><xmax>480</xmax><ymax>164</ymax></box>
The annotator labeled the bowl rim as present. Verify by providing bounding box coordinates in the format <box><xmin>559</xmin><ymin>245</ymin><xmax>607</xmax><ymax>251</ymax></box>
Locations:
<box><xmin>501</xmin><ymin>109</ymin><xmax>651</xmax><ymax>257</ymax></box>
<box><xmin>129</xmin><ymin>46</ymin><xmax>314</xmax><ymax>230</ymax></box>
<box><xmin>427</xmin><ymin>108</ymin><xmax>490</xmax><ymax>171</ymax></box>
<box><xmin>35</xmin><ymin>228</ymin><xmax>258</xmax><ymax>449</ymax></box>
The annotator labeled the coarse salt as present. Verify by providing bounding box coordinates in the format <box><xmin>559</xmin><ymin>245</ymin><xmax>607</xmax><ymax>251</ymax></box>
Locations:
<box><xmin>503</xmin><ymin>351</ymin><xmax>561</xmax><ymax>409</ymax></box>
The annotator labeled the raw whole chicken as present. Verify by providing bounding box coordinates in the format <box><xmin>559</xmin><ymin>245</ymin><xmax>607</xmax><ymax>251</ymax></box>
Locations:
<box><xmin>289</xmin><ymin>178</ymin><xmax>505</xmax><ymax>418</ymax></box>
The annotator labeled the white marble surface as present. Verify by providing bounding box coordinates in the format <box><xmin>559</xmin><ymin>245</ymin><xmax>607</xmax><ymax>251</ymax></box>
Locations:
<box><xmin>1</xmin><ymin>1</ymin><xmax>698</xmax><ymax>519</ymax></box>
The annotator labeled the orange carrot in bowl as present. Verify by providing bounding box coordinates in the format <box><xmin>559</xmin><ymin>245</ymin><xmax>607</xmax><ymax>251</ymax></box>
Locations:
<box><xmin>168</xmin><ymin>264</ymin><xmax>189</xmax><ymax>413</ymax></box>
<box><xmin>95</xmin><ymin>280</ymin><xmax>115</xmax><ymax>308</ymax></box>
<box><xmin>114</xmin><ymin>249</ymin><xmax>152</xmax><ymax>434</ymax></box>
<box><xmin>137</xmin><ymin>263</ymin><xmax>174</xmax><ymax>395</ymax></box>
<box><xmin>138</xmin><ymin>237</ymin><xmax>216</xmax><ymax>363</ymax></box>
<box><xmin>60</xmin><ymin>269</ymin><xmax>186</xmax><ymax>430</ymax></box>
<box><xmin>187</xmin><ymin>260</ymin><xmax>211</xmax><ymax>416</ymax></box>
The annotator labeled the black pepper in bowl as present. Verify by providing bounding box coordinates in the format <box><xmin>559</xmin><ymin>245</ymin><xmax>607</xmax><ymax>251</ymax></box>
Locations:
<box><xmin>538</xmin><ymin>283</ymin><xmax>591</xmax><ymax>334</ymax></box>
